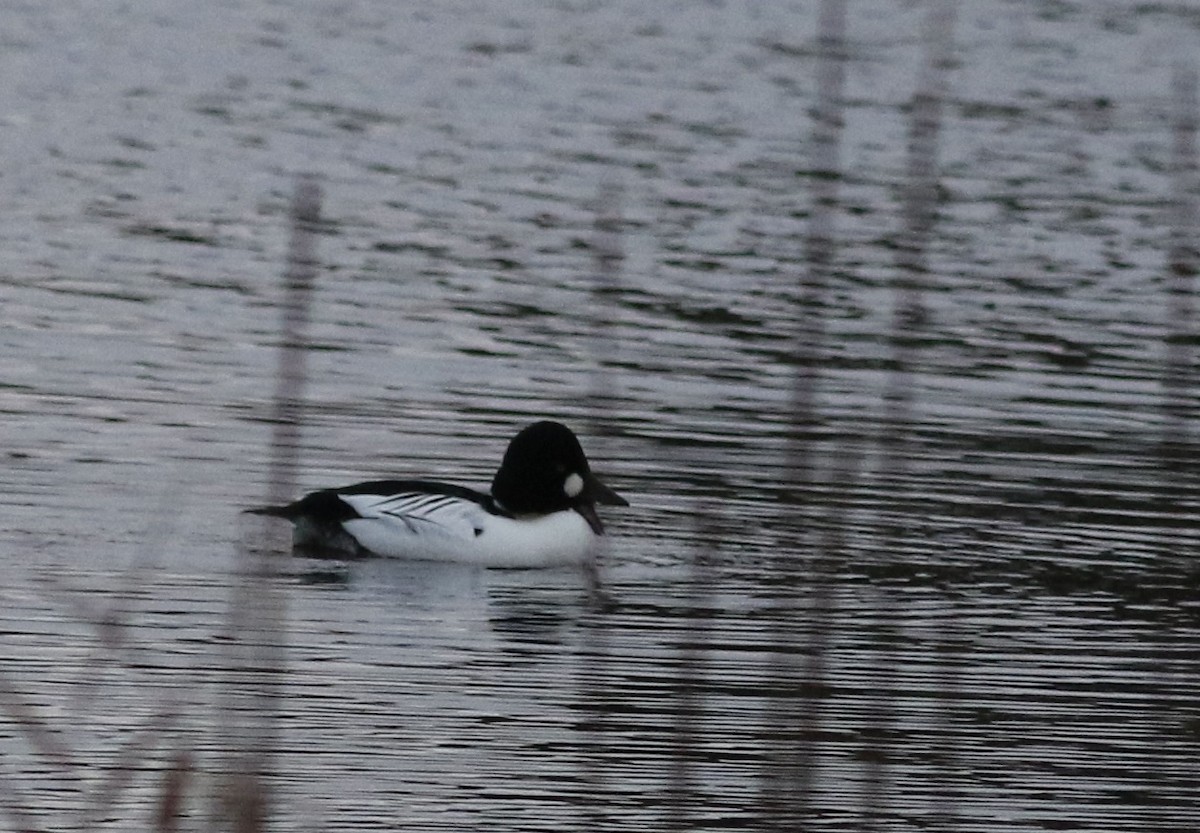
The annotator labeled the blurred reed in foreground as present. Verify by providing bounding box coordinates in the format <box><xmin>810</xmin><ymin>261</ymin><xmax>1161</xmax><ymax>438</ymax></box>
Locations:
<box><xmin>758</xmin><ymin>0</ymin><xmax>848</xmax><ymax>828</ymax></box>
<box><xmin>219</xmin><ymin>176</ymin><xmax>322</xmax><ymax>832</ymax></box>
<box><xmin>868</xmin><ymin>3</ymin><xmax>960</xmax><ymax>830</ymax></box>
<box><xmin>1161</xmin><ymin>63</ymin><xmax>1198</xmax><ymax>529</ymax></box>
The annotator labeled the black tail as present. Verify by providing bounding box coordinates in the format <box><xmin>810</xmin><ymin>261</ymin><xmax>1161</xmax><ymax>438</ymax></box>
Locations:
<box><xmin>244</xmin><ymin>504</ymin><xmax>294</xmax><ymax>518</ymax></box>
<box><xmin>244</xmin><ymin>489</ymin><xmax>351</xmax><ymax>522</ymax></box>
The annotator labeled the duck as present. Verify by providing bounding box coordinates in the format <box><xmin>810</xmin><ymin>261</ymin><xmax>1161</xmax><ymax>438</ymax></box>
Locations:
<box><xmin>246</xmin><ymin>420</ymin><xmax>627</xmax><ymax>567</ymax></box>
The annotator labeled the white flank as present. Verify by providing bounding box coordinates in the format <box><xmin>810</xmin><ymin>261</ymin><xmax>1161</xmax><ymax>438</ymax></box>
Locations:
<box><xmin>338</xmin><ymin>491</ymin><xmax>597</xmax><ymax>567</ymax></box>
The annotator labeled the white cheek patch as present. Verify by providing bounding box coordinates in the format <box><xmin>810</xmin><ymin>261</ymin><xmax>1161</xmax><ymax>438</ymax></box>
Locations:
<box><xmin>563</xmin><ymin>472</ymin><xmax>584</xmax><ymax>498</ymax></box>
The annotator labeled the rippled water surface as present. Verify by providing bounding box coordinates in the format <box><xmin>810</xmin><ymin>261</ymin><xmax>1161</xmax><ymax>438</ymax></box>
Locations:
<box><xmin>1</xmin><ymin>1</ymin><xmax>1198</xmax><ymax>830</ymax></box>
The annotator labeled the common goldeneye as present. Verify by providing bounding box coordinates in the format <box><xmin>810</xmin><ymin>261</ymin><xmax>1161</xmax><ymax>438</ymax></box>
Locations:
<box><xmin>247</xmin><ymin>420</ymin><xmax>627</xmax><ymax>567</ymax></box>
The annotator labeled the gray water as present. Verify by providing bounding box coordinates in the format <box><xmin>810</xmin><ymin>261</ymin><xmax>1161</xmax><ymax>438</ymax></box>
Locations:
<box><xmin>1</xmin><ymin>1</ymin><xmax>1197</xmax><ymax>830</ymax></box>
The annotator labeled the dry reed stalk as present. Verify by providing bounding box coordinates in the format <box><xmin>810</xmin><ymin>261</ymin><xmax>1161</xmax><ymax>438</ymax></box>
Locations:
<box><xmin>665</xmin><ymin>503</ymin><xmax>720</xmax><ymax>831</ymax></box>
<box><xmin>759</xmin><ymin>1</ymin><xmax>847</xmax><ymax>829</ymax></box>
<box><xmin>154</xmin><ymin>750</ymin><xmax>193</xmax><ymax>833</ymax></box>
<box><xmin>218</xmin><ymin>176</ymin><xmax>322</xmax><ymax>832</ymax></box>
<box><xmin>572</xmin><ymin>180</ymin><xmax>627</xmax><ymax>825</ymax></box>
<box><xmin>865</xmin><ymin>3</ymin><xmax>957</xmax><ymax>830</ymax></box>
<box><xmin>584</xmin><ymin>180</ymin><xmax>625</xmax><ymax>602</ymax></box>
<box><xmin>1162</xmin><ymin>64</ymin><xmax>1198</xmax><ymax>514</ymax></box>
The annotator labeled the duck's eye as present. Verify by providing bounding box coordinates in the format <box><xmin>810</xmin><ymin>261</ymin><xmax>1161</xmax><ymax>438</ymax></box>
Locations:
<box><xmin>563</xmin><ymin>472</ymin><xmax>584</xmax><ymax>498</ymax></box>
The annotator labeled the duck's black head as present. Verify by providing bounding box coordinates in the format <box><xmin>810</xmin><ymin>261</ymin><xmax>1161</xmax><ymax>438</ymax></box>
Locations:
<box><xmin>490</xmin><ymin>420</ymin><xmax>627</xmax><ymax>533</ymax></box>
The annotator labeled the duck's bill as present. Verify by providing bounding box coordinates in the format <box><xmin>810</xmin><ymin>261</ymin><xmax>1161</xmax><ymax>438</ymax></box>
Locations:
<box><xmin>586</xmin><ymin>473</ymin><xmax>628</xmax><ymax>507</ymax></box>
<box><xmin>577</xmin><ymin>501</ymin><xmax>606</xmax><ymax>535</ymax></box>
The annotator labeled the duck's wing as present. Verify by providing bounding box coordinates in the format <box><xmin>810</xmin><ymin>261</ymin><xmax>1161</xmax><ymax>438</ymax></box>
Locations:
<box><xmin>333</xmin><ymin>480</ymin><xmax>502</xmax><ymax>541</ymax></box>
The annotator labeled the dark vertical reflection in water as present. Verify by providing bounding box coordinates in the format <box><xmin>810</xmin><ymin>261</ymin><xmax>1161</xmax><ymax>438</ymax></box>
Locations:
<box><xmin>222</xmin><ymin>178</ymin><xmax>322</xmax><ymax>831</ymax></box>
